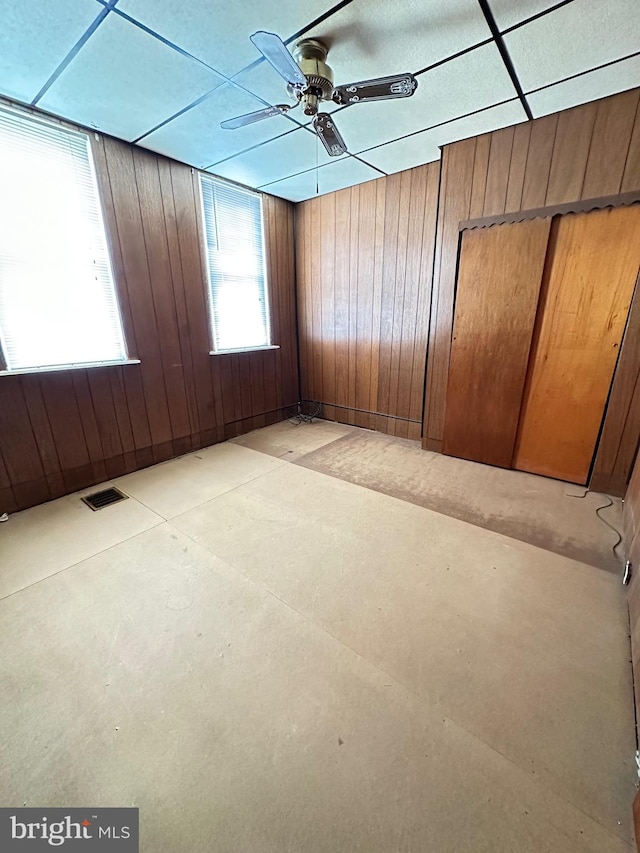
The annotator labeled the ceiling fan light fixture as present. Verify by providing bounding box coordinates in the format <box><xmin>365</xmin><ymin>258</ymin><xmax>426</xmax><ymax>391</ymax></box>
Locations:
<box><xmin>221</xmin><ymin>31</ymin><xmax>420</xmax><ymax>159</ymax></box>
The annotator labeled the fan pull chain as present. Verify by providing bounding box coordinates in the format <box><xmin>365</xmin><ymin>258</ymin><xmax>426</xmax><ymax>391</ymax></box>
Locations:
<box><xmin>315</xmin><ymin>129</ymin><xmax>319</xmax><ymax>195</ymax></box>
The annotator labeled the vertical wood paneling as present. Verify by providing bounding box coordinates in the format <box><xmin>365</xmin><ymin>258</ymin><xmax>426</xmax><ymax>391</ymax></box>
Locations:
<box><xmin>0</xmin><ymin>128</ymin><xmax>298</xmax><ymax>514</ymax></box>
<box><xmin>71</xmin><ymin>371</ymin><xmax>108</xmax><ymax>482</ymax></box>
<box><xmin>387</xmin><ymin>171</ymin><xmax>412</xmax><ymax>436</ymax></box>
<box><xmin>369</xmin><ymin>179</ymin><xmax>386</xmax><ymax>430</ymax></box>
<box><xmin>320</xmin><ymin>193</ymin><xmax>336</xmax><ymax>421</ymax></box>
<box><xmin>354</xmin><ymin>181</ymin><xmax>375</xmax><ymax>428</ymax></box>
<box><xmin>396</xmin><ymin>167</ymin><xmax>426</xmax><ymax>437</ymax></box>
<box><xmin>505</xmin><ymin>122</ymin><xmax>531</xmax><ymax>212</ymax></box>
<box><xmin>483</xmin><ymin>126</ymin><xmax>515</xmax><ymax>216</ymax></box>
<box><xmin>423</xmin><ymin>87</ymin><xmax>640</xmax><ymax>492</ymax></box>
<box><xmin>334</xmin><ymin>188</ymin><xmax>351</xmax><ymax>411</ymax></box>
<box><xmin>132</xmin><ymin>148</ymin><xmax>191</xmax><ymax>440</ymax></box>
<box><xmin>377</xmin><ymin>172</ymin><xmax>401</xmax><ymax>426</ymax></box>
<box><xmin>110</xmin><ymin>368</ymin><xmax>140</xmax><ymax>455</ymax></box>
<box><xmin>520</xmin><ymin>114</ymin><xmax>558</xmax><ymax>209</ymax></box>
<box><xmin>410</xmin><ymin>163</ymin><xmax>440</xmax><ymax>436</ymax></box>
<box><xmin>622</xmin><ymin>98</ymin><xmax>640</xmax><ymax>192</ymax></box>
<box><xmin>581</xmin><ymin>90</ymin><xmax>640</xmax><ymax>199</ymax></box>
<box><xmin>295</xmin><ymin>162</ymin><xmax>439</xmax><ymax>437</ymax></box>
<box><xmin>86</xmin><ymin>370</ymin><xmax>124</xmax><ymax>460</ymax></box>
<box><xmin>310</xmin><ymin>198</ymin><xmax>323</xmax><ymax>403</ymax></box>
<box><xmin>104</xmin><ymin>139</ymin><xmax>173</xmax><ymax>447</ymax></box>
<box><xmin>171</xmin><ymin>162</ymin><xmax>216</xmax><ymax>443</ymax></box>
<box><xmin>591</xmin><ymin>274</ymin><xmax>640</xmax><ymax>496</ymax></box>
<box><xmin>468</xmin><ymin>135</ymin><xmax>491</xmax><ymax>219</ymax></box>
<box><xmin>20</xmin><ymin>376</ymin><xmax>60</xmax><ymax>477</ymax></box>
<box><xmin>623</xmin><ymin>447</ymin><xmax>640</xmax><ymax>749</ymax></box>
<box><xmin>425</xmin><ymin>138</ymin><xmax>476</xmax><ymax>446</ymax></box>
<box><xmin>348</xmin><ymin>186</ymin><xmax>359</xmax><ymax>420</ymax></box>
<box><xmin>545</xmin><ymin>102</ymin><xmax>597</xmax><ymax>205</ymax></box>
<box><xmin>157</xmin><ymin>158</ymin><xmax>200</xmax><ymax>439</ymax></box>
<box><xmin>295</xmin><ymin>201</ymin><xmax>309</xmax><ymax>401</ymax></box>
<box><xmin>38</xmin><ymin>374</ymin><xmax>90</xmax><ymax>473</ymax></box>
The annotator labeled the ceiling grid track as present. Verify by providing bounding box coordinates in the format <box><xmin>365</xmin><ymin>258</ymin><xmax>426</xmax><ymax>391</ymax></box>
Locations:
<box><xmin>476</xmin><ymin>0</ymin><xmax>533</xmax><ymax>120</ymax></box>
<box><xmin>31</xmin><ymin>5</ymin><xmax>112</xmax><ymax>105</ymax></box>
<box><xmin>129</xmin><ymin>0</ymin><xmax>584</xmax><ymax>167</ymax></box>
<box><xmin>3</xmin><ymin>0</ymin><xmax>637</xmax><ymax>200</ymax></box>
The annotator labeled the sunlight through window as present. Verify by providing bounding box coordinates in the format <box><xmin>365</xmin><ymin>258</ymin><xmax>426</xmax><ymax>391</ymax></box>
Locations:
<box><xmin>0</xmin><ymin>107</ymin><xmax>127</xmax><ymax>372</ymax></box>
<box><xmin>199</xmin><ymin>176</ymin><xmax>270</xmax><ymax>353</ymax></box>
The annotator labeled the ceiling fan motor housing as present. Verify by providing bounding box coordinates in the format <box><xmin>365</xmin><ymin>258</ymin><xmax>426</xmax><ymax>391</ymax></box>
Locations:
<box><xmin>291</xmin><ymin>38</ymin><xmax>334</xmax><ymax>115</ymax></box>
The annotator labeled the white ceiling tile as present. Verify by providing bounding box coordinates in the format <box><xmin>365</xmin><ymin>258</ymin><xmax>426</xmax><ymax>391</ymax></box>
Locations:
<box><xmin>140</xmin><ymin>83</ymin><xmax>297</xmax><ymax>168</ymax></box>
<box><xmin>39</xmin><ymin>13</ymin><xmax>223</xmax><ymax>141</ymax></box>
<box><xmin>360</xmin><ymin>137</ymin><xmax>441</xmax><ymax>176</ymax></box>
<box><xmin>360</xmin><ymin>100</ymin><xmax>528</xmax><ymax>174</ymax></box>
<box><xmin>433</xmin><ymin>99</ymin><xmax>528</xmax><ymax>145</ymax></box>
<box><xmin>207</xmin><ymin>126</ymin><xmax>346</xmax><ymax>188</ymax></box>
<box><xmin>116</xmin><ymin>0</ymin><xmax>337</xmax><ymax>77</ymax></box>
<box><xmin>0</xmin><ymin>0</ymin><xmax>101</xmax><ymax>103</ymax></box>
<box><xmin>528</xmin><ymin>54</ymin><xmax>640</xmax><ymax>117</ymax></box>
<box><xmin>262</xmin><ymin>157</ymin><xmax>381</xmax><ymax>202</ymax></box>
<box><xmin>505</xmin><ymin>0</ymin><xmax>640</xmax><ymax>92</ymax></box>
<box><xmin>233</xmin><ymin>0</ymin><xmax>491</xmax><ymax>120</ymax></box>
<box><xmin>334</xmin><ymin>42</ymin><xmax>517</xmax><ymax>155</ymax></box>
<box><xmin>487</xmin><ymin>0</ymin><xmax>562</xmax><ymax>31</ymax></box>
<box><xmin>303</xmin><ymin>0</ymin><xmax>491</xmax><ymax>82</ymax></box>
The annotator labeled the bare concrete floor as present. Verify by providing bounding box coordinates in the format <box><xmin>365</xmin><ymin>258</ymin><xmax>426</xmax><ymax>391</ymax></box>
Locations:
<box><xmin>0</xmin><ymin>422</ymin><xmax>635</xmax><ymax>852</ymax></box>
<box><xmin>234</xmin><ymin>420</ymin><xmax>624</xmax><ymax>573</ymax></box>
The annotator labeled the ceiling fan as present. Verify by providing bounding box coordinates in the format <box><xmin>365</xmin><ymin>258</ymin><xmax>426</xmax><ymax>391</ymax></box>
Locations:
<box><xmin>221</xmin><ymin>31</ymin><xmax>418</xmax><ymax>157</ymax></box>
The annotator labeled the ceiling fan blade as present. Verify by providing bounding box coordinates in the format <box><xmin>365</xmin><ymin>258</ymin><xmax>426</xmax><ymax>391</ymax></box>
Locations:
<box><xmin>313</xmin><ymin>113</ymin><xmax>347</xmax><ymax>157</ymax></box>
<box><xmin>332</xmin><ymin>73</ymin><xmax>418</xmax><ymax>105</ymax></box>
<box><xmin>220</xmin><ymin>104</ymin><xmax>292</xmax><ymax>130</ymax></box>
<box><xmin>250</xmin><ymin>31</ymin><xmax>307</xmax><ymax>88</ymax></box>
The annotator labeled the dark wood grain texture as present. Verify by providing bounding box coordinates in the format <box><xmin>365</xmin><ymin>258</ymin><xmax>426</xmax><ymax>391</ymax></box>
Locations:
<box><xmin>295</xmin><ymin>162</ymin><xmax>440</xmax><ymax>437</ymax></box>
<box><xmin>591</xmin><ymin>272</ymin><xmax>640</xmax><ymax>496</ymax></box>
<box><xmin>443</xmin><ymin>219</ymin><xmax>551</xmax><ymax>467</ymax></box>
<box><xmin>424</xmin><ymin>87</ymin><xmax>640</xmax><ymax>492</ymax></box>
<box><xmin>425</xmin><ymin>138</ymin><xmax>476</xmax><ymax>444</ymax></box>
<box><xmin>0</xmin><ymin>131</ymin><xmax>298</xmax><ymax>514</ymax></box>
<box><xmin>513</xmin><ymin>207</ymin><xmax>640</xmax><ymax>485</ymax></box>
<box><xmin>623</xmin><ymin>459</ymin><xmax>640</xmax><ymax>776</ymax></box>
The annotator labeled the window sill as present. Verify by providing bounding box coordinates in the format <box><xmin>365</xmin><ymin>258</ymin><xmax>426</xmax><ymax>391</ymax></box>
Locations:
<box><xmin>209</xmin><ymin>345</ymin><xmax>280</xmax><ymax>356</ymax></box>
<box><xmin>0</xmin><ymin>358</ymin><xmax>141</xmax><ymax>376</ymax></box>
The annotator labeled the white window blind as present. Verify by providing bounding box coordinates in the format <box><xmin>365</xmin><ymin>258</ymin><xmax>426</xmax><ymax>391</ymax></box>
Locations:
<box><xmin>0</xmin><ymin>107</ymin><xmax>127</xmax><ymax>372</ymax></box>
<box><xmin>200</xmin><ymin>175</ymin><xmax>271</xmax><ymax>353</ymax></box>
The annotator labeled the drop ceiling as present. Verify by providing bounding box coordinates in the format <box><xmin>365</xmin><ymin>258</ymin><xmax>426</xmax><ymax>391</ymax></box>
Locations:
<box><xmin>0</xmin><ymin>0</ymin><xmax>638</xmax><ymax>201</ymax></box>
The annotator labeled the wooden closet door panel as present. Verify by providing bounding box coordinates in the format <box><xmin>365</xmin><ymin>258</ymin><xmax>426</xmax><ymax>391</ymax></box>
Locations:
<box><xmin>443</xmin><ymin>218</ymin><xmax>552</xmax><ymax>467</ymax></box>
<box><xmin>514</xmin><ymin>205</ymin><xmax>640</xmax><ymax>485</ymax></box>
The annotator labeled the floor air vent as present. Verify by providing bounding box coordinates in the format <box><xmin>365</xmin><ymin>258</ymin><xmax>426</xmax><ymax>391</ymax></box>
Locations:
<box><xmin>81</xmin><ymin>486</ymin><xmax>128</xmax><ymax>511</ymax></box>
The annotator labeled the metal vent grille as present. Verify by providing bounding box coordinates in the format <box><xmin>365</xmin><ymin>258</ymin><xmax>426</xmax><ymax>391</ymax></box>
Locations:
<box><xmin>81</xmin><ymin>487</ymin><xmax>128</xmax><ymax>511</ymax></box>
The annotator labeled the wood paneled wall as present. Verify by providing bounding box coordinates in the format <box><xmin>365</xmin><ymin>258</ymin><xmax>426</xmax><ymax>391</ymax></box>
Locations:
<box><xmin>624</xmin><ymin>460</ymin><xmax>640</xmax><ymax>755</ymax></box>
<box><xmin>424</xmin><ymin>87</ymin><xmax>640</xmax><ymax>494</ymax></box>
<box><xmin>295</xmin><ymin>162</ymin><xmax>440</xmax><ymax>439</ymax></box>
<box><xmin>0</xmin><ymin>134</ymin><xmax>298</xmax><ymax>514</ymax></box>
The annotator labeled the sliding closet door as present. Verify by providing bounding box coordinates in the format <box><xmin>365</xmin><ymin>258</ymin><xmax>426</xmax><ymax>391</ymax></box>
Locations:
<box><xmin>443</xmin><ymin>218</ymin><xmax>551</xmax><ymax>467</ymax></box>
<box><xmin>513</xmin><ymin>205</ymin><xmax>640</xmax><ymax>485</ymax></box>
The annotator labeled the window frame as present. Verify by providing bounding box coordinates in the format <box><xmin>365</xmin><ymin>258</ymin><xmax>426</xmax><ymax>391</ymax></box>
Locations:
<box><xmin>0</xmin><ymin>105</ymin><xmax>136</xmax><ymax>376</ymax></box>
<box><xmin>198</xmin><ymin>174</ymin><xmax>277</xmax><ymax>356</ymax></box>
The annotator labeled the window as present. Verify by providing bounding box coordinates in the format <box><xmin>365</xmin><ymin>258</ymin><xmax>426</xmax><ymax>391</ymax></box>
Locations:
<box><xmin>0</xmin><ymin>107</ymin><xmax>128</xmax><ymax>373</ymax></box>
<box><xmin>199</xmin><ymin>175</ymin><xmax>272</xmax><ymax>353</ymax></box>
